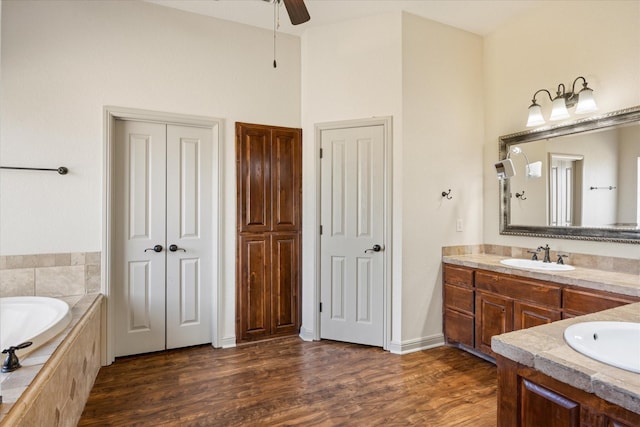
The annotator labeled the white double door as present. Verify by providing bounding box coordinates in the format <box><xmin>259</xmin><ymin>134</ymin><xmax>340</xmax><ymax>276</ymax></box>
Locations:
<box><xmin>114</xmin><ymin>120</ymin><xmax>213</xmax><ymax>357</ymax></box>
<box><xmin>320</xmin><ymin>125</ymin><xmax>385</xmax><ymax>347</ymax></box>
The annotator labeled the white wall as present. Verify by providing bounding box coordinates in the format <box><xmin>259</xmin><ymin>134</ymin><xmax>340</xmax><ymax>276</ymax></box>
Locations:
<box><xmin>483</xmin><ymin>0</ymin><xmax>640</xmax><ymax>258</ymax></box>
<box><xmin>0</xmin><ymin>0</ymin><xmax>301</xmax><ymax>258</ymax></box>
<box><xmin>400</xmin><ymin>13</ymin><xmax>483</xmax><ymax>347</ymax></box>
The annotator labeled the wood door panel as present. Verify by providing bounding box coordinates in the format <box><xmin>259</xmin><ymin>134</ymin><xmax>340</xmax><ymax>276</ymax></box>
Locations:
<box><xmin>475</xmin><ymin>292</ymin><xmax>513</xmax><ymax>356</ymax></box>
<box><xmin>514</xmin><ymin>301</ymin><xmax>561</xmax><ymax>330</ymax></box>
<box><xmin>237</xmin><ymin>124</ymin><xmax>272</xmax><ymax>233</ymax></box>
<box><xmin>238</xmin><ymin>235</ymin><xmax>271</xmax><ymax>340</ymax></box>
<box><xmin>271</xmin><ymin>233</ymin><xmax>300</xmax><ymax>335</ymax></box>
<box><xmin>271</xmin><ymin>129</ymin><xmax>302</xmax><ymax>231</ymax></box>
<box><xmin>521</xmin><ymin>379</ymin><xmax>580</xmax><ymax>427</ymax></box>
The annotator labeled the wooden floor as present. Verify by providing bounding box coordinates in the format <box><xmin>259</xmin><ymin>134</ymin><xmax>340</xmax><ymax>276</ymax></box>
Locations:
<box><xmin>79</xmin><ymin>338</ymin><xmax>497</xmax><ymax>426</ymax></box>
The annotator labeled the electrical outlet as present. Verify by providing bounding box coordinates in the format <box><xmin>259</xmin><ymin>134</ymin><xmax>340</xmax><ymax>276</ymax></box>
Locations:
<box><xmin>456</xmin><ymin>218</ymin><xmax>463</xmax><ymax>232</ymax></box>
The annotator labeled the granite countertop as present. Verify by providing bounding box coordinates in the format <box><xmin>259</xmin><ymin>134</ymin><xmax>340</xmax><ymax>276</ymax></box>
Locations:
<box><xmin>492</xmin><ymin>302</ymin><xmax>640</xmax><ymax>414</ymax></box>
<box><xmin>442</xmin><ymin>253</ymin><xmax>640</xmax><ymax>297</ymax></box>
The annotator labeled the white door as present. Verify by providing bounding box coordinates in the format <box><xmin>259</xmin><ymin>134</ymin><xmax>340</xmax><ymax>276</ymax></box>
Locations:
<box><xmin>114</xmin><ymin>120</ymin><xmax>212</xmax><ymax>357</ymax></box>
<box><xmin>550</xmin><ymin>157</ymin><xmax>575</xmax><ymax>226</ymax></box>
<box><xmin>320</xmin><ymin>125</ymin><xmax>385</xmax><ymax>347</ymax></box>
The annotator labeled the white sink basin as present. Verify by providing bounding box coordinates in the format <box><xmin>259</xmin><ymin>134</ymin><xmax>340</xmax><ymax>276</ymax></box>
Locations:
<box><xmin>564</xmin><ymin>321</ymin><xmax>640</xmax><ymax>373</ymax></box>
<box><xmin>500</xmin><ymin>258</ymin><xmax>575</xmax><ymax>271</ymax></box>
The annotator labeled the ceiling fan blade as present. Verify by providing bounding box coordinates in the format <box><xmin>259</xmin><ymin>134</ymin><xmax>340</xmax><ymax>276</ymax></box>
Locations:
<box><xmin>282</xmin><ymin>0</ymin><xmax>310</xmax><ymax>25</ymax></box>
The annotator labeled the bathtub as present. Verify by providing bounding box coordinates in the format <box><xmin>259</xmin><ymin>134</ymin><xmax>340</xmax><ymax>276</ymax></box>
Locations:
<box><xmin>0</xmin><ymin>296</ymin><xmax>72</xmax><ymax>358</ymax></box>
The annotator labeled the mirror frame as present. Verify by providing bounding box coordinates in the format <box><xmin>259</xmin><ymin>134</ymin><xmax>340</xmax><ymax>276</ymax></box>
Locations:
<box><xmin>499</xmin><ymin>105</ymin><xmax>640</xmax><ymax>244</ymax></box>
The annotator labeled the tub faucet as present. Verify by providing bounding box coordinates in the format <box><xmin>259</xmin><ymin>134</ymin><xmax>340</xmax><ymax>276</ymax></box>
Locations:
<box><xmin>2</xmin><ymin>341</ymin><xmax>32</xmax><ymax>373</ymax></box>
<box><xmin>537</xmin><ymin>244</ymin><xmax>551</xmax><ymax>263</ymax></box>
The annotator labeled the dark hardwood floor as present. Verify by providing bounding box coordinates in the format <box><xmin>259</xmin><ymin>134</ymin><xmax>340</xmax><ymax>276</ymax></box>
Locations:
<box><xmin>79</xmin><ymin>338</ymin><xmax>497</xmax><ymax>426</ymax></box>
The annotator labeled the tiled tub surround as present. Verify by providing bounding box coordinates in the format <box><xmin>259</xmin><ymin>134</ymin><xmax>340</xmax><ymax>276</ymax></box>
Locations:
<box><xmin>0</xmin><ymin>252</ymin><xmax>101</xmax><ymax>297</ymax></box>
<box><xmin>492</xmin><ymin>302</ymin><xmax>640</xmax><ymax>414</ymax></box>
<box><xmin>0</xmin><ymin>294</ymin><xmax>103</xmax><ymax>426</ymax></box>
<box><xmin>442</xmin><ymin>250</ymin><xmax>639</xmax><ymax>298</ymax></box>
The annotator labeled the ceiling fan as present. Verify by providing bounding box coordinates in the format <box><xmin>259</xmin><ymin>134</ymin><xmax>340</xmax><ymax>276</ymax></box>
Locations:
<box><xmin>263</xmin><ymin>0</ymin><xmax>310</xmax><ymax>25</ymax></box>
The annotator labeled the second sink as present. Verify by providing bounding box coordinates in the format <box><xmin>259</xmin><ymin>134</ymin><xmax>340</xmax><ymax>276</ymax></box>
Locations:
<box><xmin>500</xmin><ymin>258</ymin><xmax>575</xmax><ymax>271</ymax></box>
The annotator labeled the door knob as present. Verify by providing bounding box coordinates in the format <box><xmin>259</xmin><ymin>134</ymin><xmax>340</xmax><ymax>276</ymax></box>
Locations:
<box><xmin>144</xmin><ymin>244</ymin><xmax>163</xmax><ymax>253</ymax></box>
<box><xmin>169</xmin><ymin>244</ymin><xmax>186</xmax><ymax>252</ymax></box>
<box><xmin>364</xmin><ymin>244</ymin><xmax>383</xmax><ymax>253</ymax></box>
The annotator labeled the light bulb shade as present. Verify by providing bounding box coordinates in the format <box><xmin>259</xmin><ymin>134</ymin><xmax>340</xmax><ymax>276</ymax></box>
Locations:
<box><xmin>550</xmin><ymin>97</ymin><xmax>570</xmax><ymax>121</ymax></box>
<box><xmin>526</xmin><ymin>104</ymin><xmax>545</xmax><ymax>127</ymax></box>
<box><xmin>575</xmin><ymin>88</ymin><xmax>598</xmax><ymax>114</ymax></box>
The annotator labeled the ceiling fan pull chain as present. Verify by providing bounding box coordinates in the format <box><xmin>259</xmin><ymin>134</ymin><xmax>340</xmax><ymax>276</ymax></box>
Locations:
<box><xmin>273</xmin><ymin>0</ymin><xmax>278</xmax><ymax>68</ymax></box>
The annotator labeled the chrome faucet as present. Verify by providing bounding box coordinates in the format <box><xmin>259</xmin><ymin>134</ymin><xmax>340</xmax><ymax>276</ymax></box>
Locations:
<box><xmin>537</xmin><ymin>244</ymin><xmax>551</xmax><ymax>263</ymax></box>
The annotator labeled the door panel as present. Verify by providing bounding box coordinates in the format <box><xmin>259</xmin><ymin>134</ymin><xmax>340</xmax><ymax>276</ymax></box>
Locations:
<box><xmin>271</xmin><ymin>233</ymin><xmax>300</xmax><ymax>335</ymax></box>
<box><xmin>320</xmin><ymin>125</ymin><xmax>385</xmax><ymax>347</ymax></box>
<box><xmin>237</xmin><ymin>126</ymin><xmax>272</xmax><ymax>233</ymax></box>
<box><xmin>166</xmin><ymin>125</ymin><xmax>212</xmax><ymax>349</ymax></box>
<box><xmin>272</xmin><ymin>129</ymin><xmax>302</xmax><ymax>231</ymax></box>
<box><xmin>238</xmin><ymin>234</ymin><xmax>271</xmax><ymax>340</ymax></box>
<box><xmin>114</xmin><ymin>120</ymin><xmax>167</xmax><ymax>357</ymax></box>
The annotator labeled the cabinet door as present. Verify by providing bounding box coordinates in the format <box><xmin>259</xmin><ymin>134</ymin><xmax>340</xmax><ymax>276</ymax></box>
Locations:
<box><xmin>271</xmin><ymin>128</ymin><xmax>302</xmax><ymax>232</ymax></box>
<box><xmin>271</xmin><ymin>233</ymin><xmax>300</xmax><ymax>336</ymax></box>
<box><xmin>514</xmin><ymin>301</ymin><xmax>561</xmax><ymax>330</ymax></box>
<box><xmin>237</xmin><ymin>234</ymin><xmax>271</xmax><ymax>341</ymax></box>
<box><xmin>237</xmin><ymin>123</ymin><xmax>272</xmax><ymax>233</ymax></box>
<box><xmin>476</xmin><ymin>292</ymin><xmax>513</xmax><ymax>356</ymax></box>
<box><xmin>520</xmin><ymin>379</ymin><xmax>580</xmax><ymax>427</ymax></box>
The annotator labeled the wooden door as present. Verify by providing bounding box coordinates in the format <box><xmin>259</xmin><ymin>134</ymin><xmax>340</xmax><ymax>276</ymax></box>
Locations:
<box><xmin>236</xmin><ymin>122</ymin><xmax>302</xmax><ymax>342</ymax></box>
<box><xmin>475</xmin><ymin>291</ymin><xmax>513</xmax><ymax>356</ymax></box>
<box><xmin>514</xmin><ymin>301</ymin><xmax>561</xmax><ymax>330</ymax></box>
<box><xmin>320</xmin><ymin>125</ymin><xmax>385</xmax><ymax>347</ymax></box>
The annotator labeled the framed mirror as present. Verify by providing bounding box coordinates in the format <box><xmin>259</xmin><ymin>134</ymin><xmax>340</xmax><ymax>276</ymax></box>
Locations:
<box><xmin>498</xmin><ymin>105</ymin><xmax>640</xmax><ymax>244</ymax></box>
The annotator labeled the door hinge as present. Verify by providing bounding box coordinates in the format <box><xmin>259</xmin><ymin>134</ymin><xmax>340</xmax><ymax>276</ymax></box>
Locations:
<box><xmin>320</xmin><ymin>225</ymin><xmax>323</xmax><ymax>235</ymax></box>
<box><xmin>320</xmin><ymin>148</ymin><xmax>323</xmax><ymax>158</ymax></box>
<box><xmin>319</xmin><ymin>302</ymin><xmax>323</xmax><ymax>313</ymax></box>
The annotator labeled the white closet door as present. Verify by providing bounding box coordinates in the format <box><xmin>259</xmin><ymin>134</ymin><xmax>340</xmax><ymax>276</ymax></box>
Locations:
<box><xmin>114</xmin><ymin>120</ymin><xmax>167</xmax><ymax>357</ymax></box>
<box><xmin>165</xmin><ymin>125</ymin><xmax>213</xmax><ymax>349</ymax></box>
<box><xmin>114</xmin><ymin>121</ymin><xmax>213</xmax><ymax>357</ymax></box>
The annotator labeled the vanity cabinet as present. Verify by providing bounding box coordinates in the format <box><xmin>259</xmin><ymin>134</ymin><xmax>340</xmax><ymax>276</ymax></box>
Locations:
<box><xmin>443</xmin><ymin>263</ymin><xmax>639</xmax><ymax>359</ymax></box>
<box><xmin>497</xmin><ymin>355</ymin><xmax>640</xmax><ymax>427</ymax></box>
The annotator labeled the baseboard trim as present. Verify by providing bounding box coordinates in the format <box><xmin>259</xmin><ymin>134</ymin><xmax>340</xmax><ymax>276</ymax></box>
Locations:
<box><xmin>299</xmin><ymin>326</ymin><xmax>315</xmax><ymax>342</ymax></box>
<box><xmin>220</xmin><ymin>336</ymin><xmax>236</xmax><ymax>349</ymax></box>
<box><xmin>388</xmin><ymin>333</ymin><xmax>445</xmax><ymax>355</ymax></box>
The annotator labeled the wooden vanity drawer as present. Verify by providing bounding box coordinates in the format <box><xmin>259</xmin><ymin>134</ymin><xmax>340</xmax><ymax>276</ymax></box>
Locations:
<box><xmin>443</xmin><ymin>265</ymin><xmax>474</xmax><ymax>288</ymax></box>
<box><xmin>563</xmin><ymin>287</ymin><xmax>640</xmax><ymax>316</ymax></box>
<box><xmin>444</xmin><ymin>308</ymin><xmax>474</xmax><ymax>347</ymax></box>
<box><xmin>444</xmin><ymin>284</ymin><xmax>474</xmax><ymax>314</ymax></box>
<box><xmin>476</xmin><ymin>271</ymin><xmax>560</xmax><ymax>308</ymax></box>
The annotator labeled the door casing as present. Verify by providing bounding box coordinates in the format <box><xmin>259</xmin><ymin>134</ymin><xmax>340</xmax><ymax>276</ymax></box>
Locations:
<box><xmin>314</xmin><ymin>117</ymin><xmax>393</xmax><ymax>350</ymax></box>
<box><xmin>103</xmin><ymin>106</ymin><xmax>224</xmax><ymax>365</ymax></box>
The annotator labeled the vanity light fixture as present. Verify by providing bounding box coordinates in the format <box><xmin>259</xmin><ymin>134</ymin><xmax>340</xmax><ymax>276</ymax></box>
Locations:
<box><xmin>494</xmin><ymin>146</ymin><xmax>542</xmax><ymax>180</ymax></box>
<box><xmin>526</xmin><ymin>76</ymin><xmax>598</xmax><ymax>127</ymax></box>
